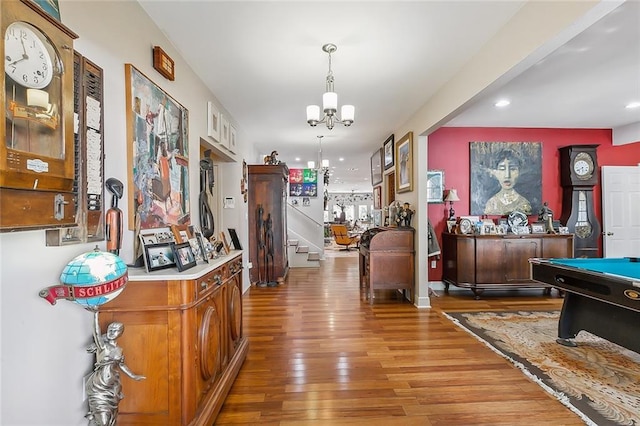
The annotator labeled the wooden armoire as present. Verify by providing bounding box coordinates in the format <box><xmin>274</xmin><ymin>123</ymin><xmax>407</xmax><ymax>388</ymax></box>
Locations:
<box><xmin>247</xmin><ymin>164</ymin><xmax>289</xmax><ymax>285</ymax></box>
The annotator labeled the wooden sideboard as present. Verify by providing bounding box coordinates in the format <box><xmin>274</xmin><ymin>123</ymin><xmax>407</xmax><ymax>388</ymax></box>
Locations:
<box><xmin>442</xmin><ymin>233</ymin><xmax>574</xmax><ymax>299</ymax></box>
<box><xmin>99</xmin><ymin>251</ymin><xmax>247</xmax><ymax>425</ymax></box>
<box><xmin>359</xmin><ymin>227</ymin><xmax>415</xmax><ymax>303</ymax></box>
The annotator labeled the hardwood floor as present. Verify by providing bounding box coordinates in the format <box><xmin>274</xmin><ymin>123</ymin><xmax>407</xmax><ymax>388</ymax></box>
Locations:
<box><xmin>216</xmin><ymin>254</ymin><xmax>583</xmax><ymax>425</ymax></box>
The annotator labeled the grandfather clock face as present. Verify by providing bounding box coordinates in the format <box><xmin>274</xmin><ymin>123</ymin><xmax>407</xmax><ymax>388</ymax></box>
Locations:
<box><xmin>560</xmin><ymin>145</ymin><xmax>599</xmax><ymax>187</ymax></box>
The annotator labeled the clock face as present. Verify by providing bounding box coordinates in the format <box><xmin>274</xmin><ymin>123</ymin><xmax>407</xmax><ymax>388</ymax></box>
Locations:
<box><xmin>573</xmin><ymin>152</ymin><xmax>594</xmax><ymax>179</ymax></box>
<box><xmin>4</xmin><ymin>22</ymin><xmax>54</xmax><ymax>89</ymax></box>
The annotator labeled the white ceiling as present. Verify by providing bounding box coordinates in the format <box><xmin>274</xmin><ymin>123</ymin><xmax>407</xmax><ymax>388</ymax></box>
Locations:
<box><xmin>139</xmin><ymin>1</ymin><xmax>640</xmax><ymax>193</ymax></box>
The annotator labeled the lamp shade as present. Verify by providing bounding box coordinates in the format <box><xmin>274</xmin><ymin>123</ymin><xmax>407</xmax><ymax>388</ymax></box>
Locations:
<box><xmin>341</xmin><ymin>105</ymin><xmax>355</xmax><ymax>122</ymax></box>
<box><xmin>306</xmin><ymin>105</ymin><xmax>320</xmax><ymax>122</ymax></box>
<box><xmin>323</xmin><ymin>92</ymin><xmax>338</xmax><ymax>112</ymax></box>
<box><xmin>444</xmin><ymin>189</ymin><xmax>460</xmax><ymax>202</ymax></box>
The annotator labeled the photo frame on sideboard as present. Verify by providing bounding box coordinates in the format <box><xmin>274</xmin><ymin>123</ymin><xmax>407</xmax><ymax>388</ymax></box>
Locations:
<box><xmin>220</xmin><ymin>231</ymin><xmax>231</xmax><ymax>254</ymax></box>
<box><xmin>172</xmin><ymin>242</ymin><xmax>197</xmax><ymax>272</ymax></box>
<box><xmin>143</xmin><ymin>242</ymin><xmax>176</xmax><ymax>272</ymax></box>
<box><xmin>228</xmin><ymin>228</ymin><xmax>242</xmax><ymax>250</ymax></box>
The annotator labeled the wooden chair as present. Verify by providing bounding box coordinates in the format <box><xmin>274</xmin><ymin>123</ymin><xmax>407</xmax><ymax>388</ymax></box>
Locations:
<box><xmin>330</xmin><ymin>224</ymin><xmax>360</xmax><ymax>251</ymax></box>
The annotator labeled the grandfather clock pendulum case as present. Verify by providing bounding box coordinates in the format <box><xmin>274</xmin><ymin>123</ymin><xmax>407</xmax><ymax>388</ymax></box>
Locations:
<box><xmin>558</xmin><ymin>145</ymin><xmax>600</xmax><ymax>258</ymax></box>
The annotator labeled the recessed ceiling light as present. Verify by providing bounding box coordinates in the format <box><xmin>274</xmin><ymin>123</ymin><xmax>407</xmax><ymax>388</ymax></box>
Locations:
<box><xmin>295</xmin><ymin>157</ymin><xmax>300</xmax><ymax>161</ymax></box>
<box><xmin>494</xmin><ymin>99</ymin><xmax>510</xmax><ymax>107</ymax></box>
<box><xmin>625</xmin><ymin>102</ymin><xmax>640</xmax><ymax>109</ymax></box>
<box><xmin>339</xmin><ymin>157</ymin><xmax>344</xmax><ymax>162</ymax></box>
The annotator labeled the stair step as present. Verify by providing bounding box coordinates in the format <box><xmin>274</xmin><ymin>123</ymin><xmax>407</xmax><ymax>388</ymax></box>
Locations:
<box><xmin>296</xmin><ymin>245</ymin><xmax>309</xmax><ymax>253</ymax></box>
<box><xmin>288</xmin><ymin>239</ymin><xmax>299</xmax><ymax>247</ymax></box>
<box><xmin>308</xmin><ymin>252</ymin><xmax>320</xmax><ymax>261</ymax></box>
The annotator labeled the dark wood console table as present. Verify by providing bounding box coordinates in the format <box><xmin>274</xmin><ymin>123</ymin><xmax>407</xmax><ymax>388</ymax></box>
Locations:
<box><xmin>359</xmin><ymin>227</ymin><xmax>415</xmax><ymax>304</ymax></box>
<box><xmin>442</xmin><ymin>232</ymin><xmax>574</xmax><ymax>299</ymax></box>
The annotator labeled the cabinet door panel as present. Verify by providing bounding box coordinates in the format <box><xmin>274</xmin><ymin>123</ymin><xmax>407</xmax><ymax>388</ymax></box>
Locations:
<box><xmin>504</xmin><ymin>239</ymin><xmax>541</xmax><ymax>282</ymax></box>
<box><xmin>543</xmin><ymin>237</ymin><xmax>574</xmax><ymax>259</ymax></box>
<box><xmin>475</xmin><ymin>238</ymin><xmax>505</xmax><ymax>283</ymax></box>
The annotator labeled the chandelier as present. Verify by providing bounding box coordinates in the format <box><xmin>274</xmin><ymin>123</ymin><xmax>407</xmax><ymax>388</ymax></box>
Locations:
<box><xmin>306</xmin><ymin>44</ymin><xmax>355</xmax><ymax>130</ymax></box>
<box><xmin>307</xmin><ymin>135</ymin><xmax>331</xmax><ymax>185</ymax></box>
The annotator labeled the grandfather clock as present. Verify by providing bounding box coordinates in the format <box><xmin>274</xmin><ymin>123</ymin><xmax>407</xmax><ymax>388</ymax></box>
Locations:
<box><xmin>559</xmin><ymin>145</ymin><xmax>600</xmax><ymax>258</ymax></box>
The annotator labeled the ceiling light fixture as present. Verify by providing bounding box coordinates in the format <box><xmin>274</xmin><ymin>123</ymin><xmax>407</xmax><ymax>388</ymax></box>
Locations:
<box><xmin>625</xmin><ymin>101</ymin><xmax>640</xmax><ymax>109</ymax></box>
<box><xmin>306</xmin><ymin>44</ymin><xmax>355</xmax><ymax>130</ymax></box>
<box><xmin>494</xmin><ymin>99</ymin><xmax>510</xmax><ymax>107</ymax></box>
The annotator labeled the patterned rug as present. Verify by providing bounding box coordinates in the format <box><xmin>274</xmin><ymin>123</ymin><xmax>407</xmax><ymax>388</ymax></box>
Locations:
<box><xmin>444</xmin><ymin>310</ymin><xmax>640</xmax><ymax>426</ymax></box>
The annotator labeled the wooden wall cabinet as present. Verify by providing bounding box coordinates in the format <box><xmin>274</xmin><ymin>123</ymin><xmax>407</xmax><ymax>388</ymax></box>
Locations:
<box><xmin>98</xmin><ymin>252</ymin><xmax>247</xmax><ymax>425</ymax></box>
<box><xmin>359</xmin><ymin>227</ymin><xmax>415</xmax><ymax>303</ymax></box>
<box><xmin>247</xmin><ymin>164</ymin><xmax>289</xmax><ymax>284</ymax></box>
<box><xmin>1</xmin><ymin>0</ymin><xmax>78</xmax><ymax>230</ymax></box>
<box><xmin>442</xmin><ymin>233</ymin><xmax>574</xmax><ymax>298</ymax></box>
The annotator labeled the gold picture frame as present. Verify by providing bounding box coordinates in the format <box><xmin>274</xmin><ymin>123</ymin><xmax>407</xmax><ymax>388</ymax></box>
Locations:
<box><xmin>396</xmin><ymin>131</ymin><xmax>413</xmax><ymax>193</ymax></box>
<box><xmin>125</xmin><ymin>64</ymin><xmax>190</xmax><ymax>230</ymax></box>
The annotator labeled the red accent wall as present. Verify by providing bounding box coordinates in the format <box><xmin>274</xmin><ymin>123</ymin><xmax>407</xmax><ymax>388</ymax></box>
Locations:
<box><xmin>427</xmin><ymin>127</ymin><xmax>640</xmax><ymax>281</ymax></box>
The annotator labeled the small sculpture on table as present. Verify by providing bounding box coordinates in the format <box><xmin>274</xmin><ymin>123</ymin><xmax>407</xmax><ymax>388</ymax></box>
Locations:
<box><xmin>395</xmin><ymin>202</ymin><xmax>415</xmax><ymax>227</ymax></box>
<box><xmin>538</xmin><ymin>202</ymin><xmax>557</xmax><ymax>234</ymax></box>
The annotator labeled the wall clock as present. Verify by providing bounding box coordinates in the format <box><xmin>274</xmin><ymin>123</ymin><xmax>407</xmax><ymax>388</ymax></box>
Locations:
<box><xmin>558</xmin><ymin>145</ymin><xmax>600</xmax><ymax>257</ymax></box>
<box><xmin>1</xmin><ymin>0</ymin><xmax>78</xmax><ymax>230</ymax></box>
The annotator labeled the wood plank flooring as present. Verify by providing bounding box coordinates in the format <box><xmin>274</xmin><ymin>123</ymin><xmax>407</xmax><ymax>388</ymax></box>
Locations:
<box><xmin>216</xmin><ymin>254</ymin><xmax>584</xmax><ymax>425</ymax></box>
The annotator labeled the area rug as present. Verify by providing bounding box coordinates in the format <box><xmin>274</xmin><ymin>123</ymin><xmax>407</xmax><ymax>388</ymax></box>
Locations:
<box><xmin>444</xmin><ymin>310</ymin><xmax>640</xmax><ymax>426</ymax></box>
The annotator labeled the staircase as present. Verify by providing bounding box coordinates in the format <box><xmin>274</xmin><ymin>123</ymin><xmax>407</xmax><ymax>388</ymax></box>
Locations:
<box><xmin>288</xmin><ymin>239</ymin><xmax>320</xmax><ymax>268</ymax></box>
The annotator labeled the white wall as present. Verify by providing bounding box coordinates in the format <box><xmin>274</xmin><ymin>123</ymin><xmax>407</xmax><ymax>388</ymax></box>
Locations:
<box><xmin>0</xmin><ymin>1</ymin><xmax>250</xmax><ymax>424</ymax></box>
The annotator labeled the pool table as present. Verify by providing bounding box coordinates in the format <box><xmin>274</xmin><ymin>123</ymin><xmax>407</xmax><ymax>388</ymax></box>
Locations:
<box><xmin>530</xmin><ymin>257</ymin><xmax>640</xmax><ymax>353</ymax></box>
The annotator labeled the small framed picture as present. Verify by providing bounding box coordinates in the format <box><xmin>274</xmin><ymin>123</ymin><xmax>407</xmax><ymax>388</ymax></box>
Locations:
<box><xmin>220</xmin><ymin>231</ymin><xmax>231</xmax><ymax>254</ymax></box>
<box><xmin>139</xmin><ymin>232</ymin><xmax>157</xmax><ymax>246</ymax></box>
<box><xmin>228</xmin><ymin>228</ymin><xmax>242</xmax><ymax>250</ymax></box>
<box><xmin>171</xmin><ymin>224</ymin><xmax>191</xmax><ymax>243</ymax></box>
<box><xmin>531</xmin><ymin>223</ymin><xmax>546</xmax><ymax>234</ymax></box>
<box><xmin>207</xmin><ymin>101</ymin><xmax>220</xmax><ymax>142</ymax></box>
<box><xmin>143</xmin><ymin>243</ymin><xmax>176</xmax><ymax>272</ymax></box>
<box><xmin>195</xmin><ymin>232</ymin><xmax>209</xmax><ymax>263</ymax></box>
<box><xmin>426</xmin><ymin>170</ymin><xmax>444</xmax><ymax>203</ymax></box>
<box><xmin>383</xmin><ymin>134</ymin><xmax>394</xmax><ymax>170</ymax></box>
<box><xmin>172</xmin><ymin>242</ymin><xmax>196</xmax><ymax>272</ymax></box>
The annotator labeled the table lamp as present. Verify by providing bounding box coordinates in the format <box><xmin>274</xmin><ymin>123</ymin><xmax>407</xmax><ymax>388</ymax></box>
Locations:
<box><xmin>444</xmin><ymin>189</ymin><xmax>460</xmax><ymax>220</ymax></box>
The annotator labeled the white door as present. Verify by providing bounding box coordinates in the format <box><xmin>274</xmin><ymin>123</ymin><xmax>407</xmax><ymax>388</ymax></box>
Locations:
<box><xmin>601</xmin><ymin>166</ymin><xmax>640</xmax><ymax>257</ymax></box>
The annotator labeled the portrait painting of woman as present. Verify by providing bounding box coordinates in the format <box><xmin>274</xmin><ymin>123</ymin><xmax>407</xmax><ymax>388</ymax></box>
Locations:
<box><xmin>470</xmin><ymin>142</ymin><xmax>542</xmax><ymax>216</ymax></box>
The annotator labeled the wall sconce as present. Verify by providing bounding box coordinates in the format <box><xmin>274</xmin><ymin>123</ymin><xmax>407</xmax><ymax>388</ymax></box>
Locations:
<box><xmin>444</xmin><ymin>189</ymin><xmax>460</xmax><ymax>220</ymax></box>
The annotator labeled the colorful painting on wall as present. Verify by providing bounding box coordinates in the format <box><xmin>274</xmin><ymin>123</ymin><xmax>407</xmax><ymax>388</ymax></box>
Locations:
<box><xmin>289</xmin><ymin>168</ymin><xmax>318</xmax><ymax>197</ymax></box>
<box><xmin>125</xmin><ymin>64</ymin><xmax>190</xmax><ymax>230</ymax></box>
<box><xmin>470</xmin><ymin>141</ymin><xmax>542</xmax><ymax>216</ymax></box>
